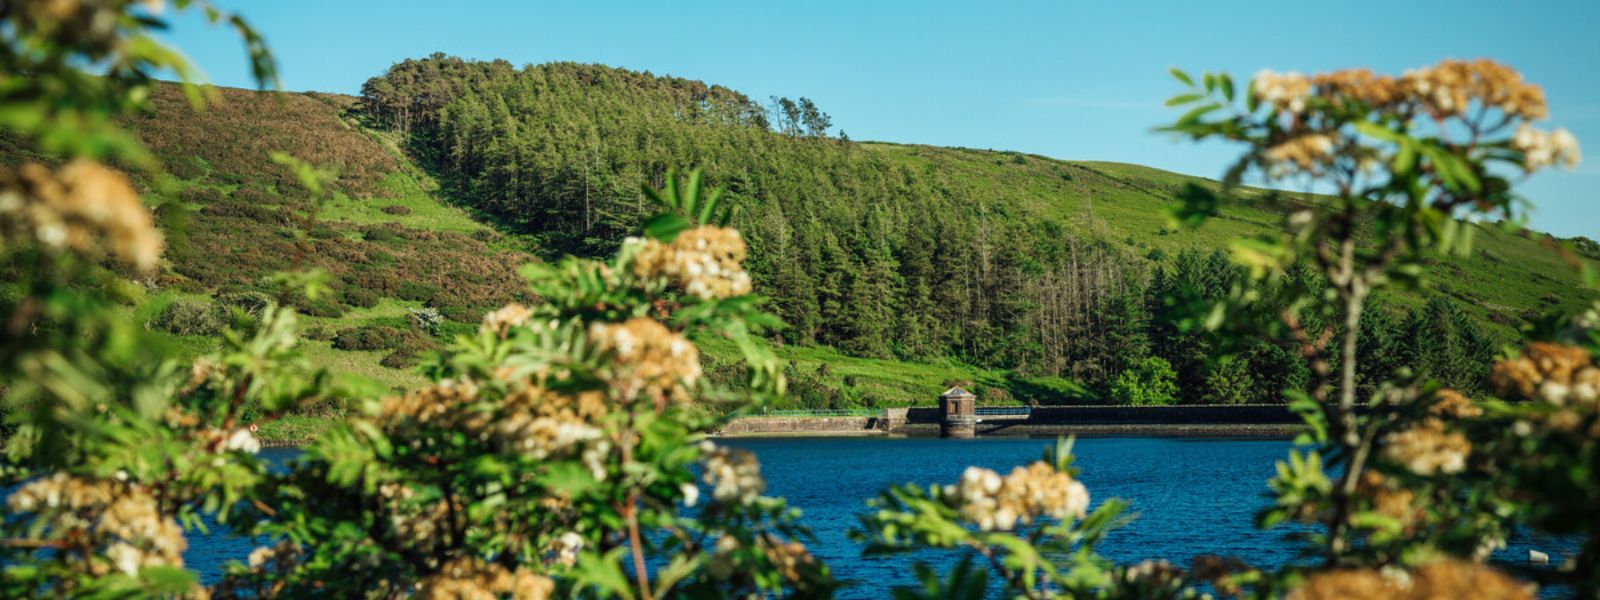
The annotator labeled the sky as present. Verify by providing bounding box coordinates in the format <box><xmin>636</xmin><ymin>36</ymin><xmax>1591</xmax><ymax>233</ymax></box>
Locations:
<box><xmin>161</xmin><ymin>1</ymin><xmax>1600</xmax><ymax>238</ymax></box>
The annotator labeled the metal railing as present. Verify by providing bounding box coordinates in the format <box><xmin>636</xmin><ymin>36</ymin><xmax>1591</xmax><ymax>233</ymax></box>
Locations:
<box><xmin>975</xmin><ymin>406</ymin><xmax>1033</xmax><ymax>417</ymax></box>
<box><xmin>758</xmin><ymin>408</ymin><xmax>884</xmax><ymax>418</ymax></box>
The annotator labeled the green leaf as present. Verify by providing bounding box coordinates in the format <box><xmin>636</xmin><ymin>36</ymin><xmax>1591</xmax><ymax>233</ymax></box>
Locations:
<box><xmin>573</xmin><ymin>548</ymin><xmax>636</xmax><ymax>600</ymax></box>
<box><xmin>643</xmin><ymin>212</ymin><xmax>691</xmax><ymax>242</ymax></box>
<box><xmin>1393</xmin><ymin>139</ymin><xmax>1418</xmax><ymax>175</ymax></box>
<box><xmin>1169</xmin><ymin>68</ymin><xmax>1194</xmax><ymax>87</ymax></box>
<box><xmin>1175</xmin><ymin>103</ymin><xmax>1222</xmax><ymax>125</ymax></box>
<box><xmin>1352</xmin><ymin>120</ymin><xmax>1405</xmax><ymax>144</ymax></box>
<box><xmin>1165</xmin><ymin>93</ymin><xmax>1203</xmax><ymax>107</ymax></box>
<box><xmin>682</xmin><ymin>169</ymin><xmax>703</xmax><ymax>219</ymax></box>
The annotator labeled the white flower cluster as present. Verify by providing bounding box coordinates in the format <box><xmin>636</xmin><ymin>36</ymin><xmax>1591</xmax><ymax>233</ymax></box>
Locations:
<box><xmin>700</xmin><ymin>441</ymin><xmax>766</xmax><ymax>505</ymax></box>
<box><xmin>5</xmin><ymin>474</ymin><xmax>187</xmax><ymax>578</ymax></box>
<box><xmin>481</xmin><ymin>303</ymin><xmax>533</xmax><ymax>337</ymax></box>
<box><xmin>1253</xmin><ymin>70</ymin><xmax>1312</xmax><ymax>114</ymax></box>
<box><xmin>415</xmin><ymin>557</ymin><xmax>554</xmax><ymax>600</ymax></box>
<box><xmin>707</xmin><ymin>536</ymin><xmax>742</xmax><ymax>580</ymax></box>
<box><xmin>198</xmin><ymin>426</ymin><xmax>261</xmax><ymax>454</ymax></box>
<box><xmin>494</xmin><ymin>387</ymin><xmax>611</xmax><ymax>480</ymax></box>
<box><xmin>1381</xmin><ymin>423</ymin><xmax>1470</xmax><ymax>476</ymax></box>
<box><xmin>1512</xmin><ymin>124</ymin><xmax>1582</xmax><ymax>172</ymax></box>
<box><xmin>628</xmin><ymin>226</ymin><xmax>754</xmax><ymax>300</ymax></box>
<box><xmin>551</xmin><ymin>531</ymin><xmax>584</xmax><ymax>568</ymax></box>
<box><xmin>244</xmin><ymin>539</ymin><xmax>300</xmax><ymax>574</ymax></box>
<box><xmin>1491</xmin><ymin>342</ymin><xmax>1600</xmax><ymax>437</ymax></box>
<box><xmin>1380</xmin><ymin>389</ymin><xmax>1480</xmax><ymax>476</ymax></box>
<box><xmin>1403</xmin><ymin>59</ymin><xmax>1548</xmax><ymax>120</ymax></box>
<box><xmin>948</xmin><ymin>461</ymin><xmax>1090</xmax><ymax>531</ymax></box>
<box><xmin>588</xmin><ymin>317</ymin><xmax>702</xmax><ymax>406</ymax></box>
<box><xmin>1262</xmin><ymin>133</ymin><xmax>1338</xmax><ymax>171</ymax></box>
<box><xmin>0</xmin><ymin>161</ymin><xmax>164</xmax><ymax>273</ymax></box>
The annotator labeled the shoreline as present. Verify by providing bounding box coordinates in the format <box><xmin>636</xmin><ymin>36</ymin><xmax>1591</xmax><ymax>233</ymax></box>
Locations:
<box><xmin>715</xmin><ymin>405</ymin><xmax>1306</xmax><ymax>439</ymax></box>
<box><xmin>256</xmin><ymin>408</ymin><xmax>1307</xmax><ymax>446</ymax></box>
<box><xmin>712</xmin><ymin>422</ymin><xmax>1299</xmax><ymax>439</ymax></box>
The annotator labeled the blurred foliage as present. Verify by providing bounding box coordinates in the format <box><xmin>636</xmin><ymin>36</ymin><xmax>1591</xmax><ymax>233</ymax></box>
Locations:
<box><xmin>5</xmin><ymin>2</ymin><xmax>1600</xmax><ymax>598</ymax></box>
<box><xmin>848</xmin><ymin>60</ymin><xmax>1597</xmax><ymax>599</ymax></box>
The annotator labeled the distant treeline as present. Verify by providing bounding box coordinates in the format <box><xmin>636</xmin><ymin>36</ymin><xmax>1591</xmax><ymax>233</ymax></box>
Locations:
<box><xmin>358</xmin><ymin>54</ymin><xmax>1495</xmax><ymax>402</ymax></box>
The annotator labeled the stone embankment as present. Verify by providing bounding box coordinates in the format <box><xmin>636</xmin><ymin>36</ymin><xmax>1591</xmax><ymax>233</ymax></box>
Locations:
<box><xmin>715</xmin><ymin>405</ymin><xmax>1304</xmax><ymax>438</ymax></box>
<box><xmin>717</xmin><ymin>416</ymin><xmax>886</xmax><ymax>437</ymax></box>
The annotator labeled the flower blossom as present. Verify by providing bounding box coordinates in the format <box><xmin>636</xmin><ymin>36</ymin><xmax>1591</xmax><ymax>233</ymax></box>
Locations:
<box><xmin>222</xmin><ymin>427</ymin><xmax>261</xmax><ymax>454</ymax></box>
<box><xmin>481</xmin><ymin>303</ymin><xmax>533</xmax><ymax>337</ymax></box>
<box><xmin>5</xmin><ymin>474</ymin><xmax>187</xmax><ymax>578</ymax></box>
<box><xmin>1379</xmin><ymin>388</ymin><xmax>1481</xmax><ymax>476</ymax></box>
<box><xmin>1312</xmin><ymin>68</ymin><xmax>1407</xmax><ymax>109</ymax></box>
<box><xmin>552</xmin><ymin>532</ymin><xmax>584</xmax><ymax>568</ymax></box>
<box><xmin>588</xmin><ymin>317</ymin><xmax>702</xmax><ymax>406</ymax></box>
<box><xmin>1403</xmin><ymin>59</ymin><xmax>1547</xmax><ymax>120</ymax></box>
<box><xmin>1288</xmin><ymin>559</ymin><xmax>1530</xmax><ymax>600</ymax></box>
<box><xmin>1511</xmin><ymin>124</ymin><xmax>1582</xmax><ymax>171</ymax></box>
<box><xmin>415</xmin><ymin>557</ymin><xmax>554</xmax><ymax>600</ymax></box>
<box><xmin>244</xmin><ymin>539</ymin><xmax>300</xmax><ymax>574</ymax></box>
<box><xmin>0</xmin><ymin>161</ymin><xmax>163</xmax><ymax>272</ymax></box>
<box><xmin>949</xmin><ymin>461</ymin><xmax>1090</xmax><ymax>531</ymax></box>
<box><xmin>1253</xmin><ymin>70</ymin><xmax>1312</xmax><ymax>114</ymax></box>
<box><xmin>628</xmin><ymin>226</ymin><xmax>753</xmax><ymax>300</ymax></box>
<box><xmin>707</xmin><ymin>536</ymin><xmax>741</xmax><ymax>580</ymax></box>
<box><xmin>1491</xmin><ymin>342</ymin><xmax>1598</xmax><ymax>407</ymax></box>
<box><xmin>701</xmin><ymin>441</ymin><xmax>766</xmax><ymax>505</ymax></box>
<box><xmin>1357</xmin><ymin>471</ymin><xmax>1420</xmax><ymax>528</ymax></box>
<box><xmin>379</xmin><ymin>378</ymin><xmax>482</xmax><ymax>427</ymax></box>
<box><xmin>1262</xmin><ymin>133</ymin><xmax>1338</xmax><ymax>171</ymax></box>
<box><xmin>760</xmin><ymin>534</ymin><xmax>818</xmax><ymax>583</ymax></box>
<box><xmin>1381</xmin><ymin>419</ymin><xmax>1471</xmax><ymax>476</ymax></box>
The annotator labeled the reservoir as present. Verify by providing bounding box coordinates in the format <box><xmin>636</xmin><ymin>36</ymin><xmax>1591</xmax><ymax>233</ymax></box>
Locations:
<box><xmin>187</xmin><ymin>437</ymin><xmax>1564</xmax><ymax>597</ymax></box>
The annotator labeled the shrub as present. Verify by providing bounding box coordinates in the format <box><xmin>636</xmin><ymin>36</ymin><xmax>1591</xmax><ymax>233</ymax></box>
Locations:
<box><xmin>177</xmin><ymin>186</ymin><xmax>224</xmax><ymax>205</ymax></box>
<box><xmin>433</xmin><ymin>302</ymin><xmax>480</xmax><ymax>323</ymax></box>
<box><xmin>230</xmin><ymin>184</ymin><xmax>277</xmax><ymax>206</ymax></box>
<box><xmin>378</xmin><ymin>336</ymin><xmax>436</xmax><ymax>369</ymax></box>
<box><xmin>980</xmin><ymin>386</ymin><xmax>1012</xmax><ymax>405</ymax></box>
<box><xmin>308</xmin><ymin>226</ymin><xmax>343</xmax><ymax>239</ymax></box>
<box><xmin>167</xmin><ymin>155</ymin><xmax>207</xmax><ymax>180</ymax></box>
<box><xmin>377</xmin><ymin>349</ymin><xmax>415</xmax><ymax>369</ymax></box>
<box><xmin>330</xmin><ymin>325</ymin><xmax>404</xmax><ymax>351</ymax></box>
<box><xmin>217</xmin><ymin>289</ymin><xmax>273</xmax><ymax>317</ymax></box>
<box><xmin>435</xmin><ymin>320</ymin><xmax>476</xmax><ymax>340</ymax></box>
<box><xmin>408</xmin><ymin>307</ymin><xmax>443</xmax><ymax>336</ymax></box>
<box><xmin>1108</xmin><ymin>356</ymin><xmax>1178</xmax><ymax>406</ymax></box>
<box><xmin>340</xmin><ymin>285</ymin><xmax>379</xmax><ymax>309</ymax></box>
<box><xmin>148</xmin><ymin>298</ymin><xmax>225</xmax><ymax>336</ymax></box>
<box><xmin>361</xmin><ymin>225</ymin><xmax>398</xmax><ymax>242</ymax></box>
<box><xmin>393</xmin><ymin>280</ymin><xmax>438</xmax><ymax>302</ymax></box>
<box><xmin>292</xmin><ymin>294</ymin><xmax>345</xmax><ymax>318</ymax></box>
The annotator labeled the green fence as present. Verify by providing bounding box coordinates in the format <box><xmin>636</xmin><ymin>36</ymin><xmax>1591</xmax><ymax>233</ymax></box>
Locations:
<box><xmin>757</xmin><ymin>408</ymin><xmax>884</xmax><ymax>418</ymax></box>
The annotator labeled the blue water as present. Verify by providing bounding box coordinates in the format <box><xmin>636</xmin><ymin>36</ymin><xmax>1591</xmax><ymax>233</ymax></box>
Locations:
<box><xmin>183</xmin><ymin>438</ymin><xmax>1570</xmax><ymax>597</ymax></box>
<box><xmin>722</xmin><ymin>436</ymin><xmax>1299</xmax><ymax>595</ymax></box>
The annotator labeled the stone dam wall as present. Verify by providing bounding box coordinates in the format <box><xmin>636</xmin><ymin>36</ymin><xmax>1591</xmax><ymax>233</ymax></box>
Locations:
<box><xmin>717</xmin><ymin>416</ymin><xmax>885</xmax><ymax>436</ymax></box>
<box><xmin>717</xmin><ymin>405</ymin><xmax>1304</xmax><ymax>438</ymax></box>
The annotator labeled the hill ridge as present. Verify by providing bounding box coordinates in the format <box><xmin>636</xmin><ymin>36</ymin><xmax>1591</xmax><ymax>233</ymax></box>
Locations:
<box><xmin>5</xmin><ymin>61</ymin><xmax>1594</xmax><ymax>409</ymax></box>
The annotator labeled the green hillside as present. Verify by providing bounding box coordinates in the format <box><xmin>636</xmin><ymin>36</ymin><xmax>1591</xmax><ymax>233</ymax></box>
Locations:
<box><xmin>9</xmin><ymin>60</ymin><xmax>1593</xmax><ymax>418</ymax></box>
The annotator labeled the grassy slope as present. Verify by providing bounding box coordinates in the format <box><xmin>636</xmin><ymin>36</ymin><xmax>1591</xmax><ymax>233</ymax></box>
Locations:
<box><xmin>858</xmin><ymin>144</ymin><xmax>1594</xmax><ymax>340</ymax></box>
<box><xmin>9</xmin><ymin>84</ymin><xmax>1593</xmax><ymax>438</ymax></box>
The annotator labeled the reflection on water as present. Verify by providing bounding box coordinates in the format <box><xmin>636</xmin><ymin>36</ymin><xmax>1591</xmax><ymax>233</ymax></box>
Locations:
<box><xmin>183</xmin><ymin>438</ymin><xmax>1568</xmax><ymax>597</ymax></box>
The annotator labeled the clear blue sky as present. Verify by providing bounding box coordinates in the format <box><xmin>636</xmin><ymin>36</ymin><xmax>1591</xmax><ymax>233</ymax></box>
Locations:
<box><xmin>162</xmin><ymin>0</ymin><xmax>1599</xmax><ymax>239</ymax></box>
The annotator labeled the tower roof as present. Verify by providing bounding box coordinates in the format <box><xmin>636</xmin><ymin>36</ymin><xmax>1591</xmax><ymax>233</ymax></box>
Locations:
<box><xmin>940</xmin><ymin>386</ymin><xmax>974</xmax><ymax>398</ymax></box>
